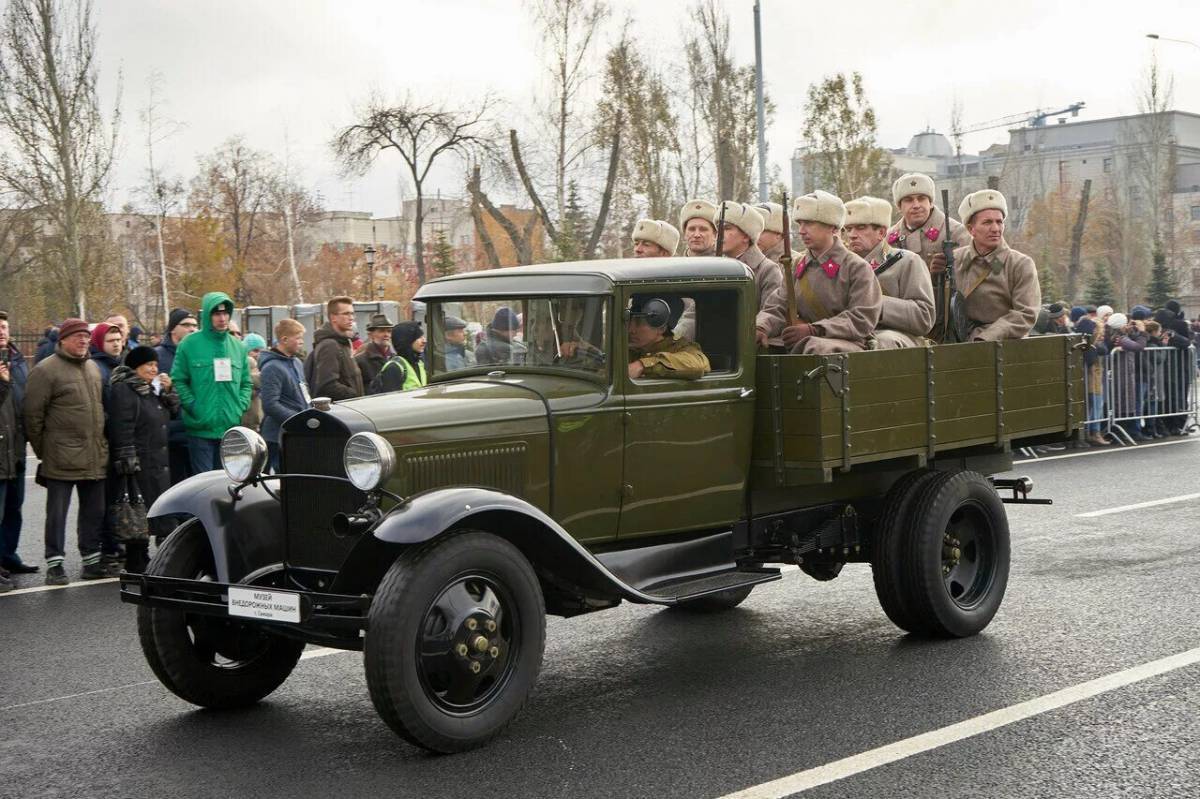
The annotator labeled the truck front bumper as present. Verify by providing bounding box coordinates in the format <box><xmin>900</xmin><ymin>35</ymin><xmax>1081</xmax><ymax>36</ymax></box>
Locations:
<box><xmin>119</xmin><ymin>573</ymin><xmax>372</xmax><ymax>650</ymax></box>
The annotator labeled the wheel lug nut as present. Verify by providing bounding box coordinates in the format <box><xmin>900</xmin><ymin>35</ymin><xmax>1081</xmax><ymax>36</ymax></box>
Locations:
<box><xmin>489</xmin><ymin>646</ymin><xmax>499</xmax><ymax>658</ymax></box>
<box><xmin>470</xmin><ymin>661</ymin><xmax>481</xmax><ymax>674</ymax></box>
<box><xmin>456</xmin><ymin>643</ymin><xmax>468</xmax><ymax>657</ymax></box>
<box><xmin>485</xmin><ymin>620</ymin><xmax>496</xmax><ymax>632</ymax></box>
<box><xmin>466</xmin><ymin>619</ymin><xmax>478</xmax><ymax>631</ymax></box>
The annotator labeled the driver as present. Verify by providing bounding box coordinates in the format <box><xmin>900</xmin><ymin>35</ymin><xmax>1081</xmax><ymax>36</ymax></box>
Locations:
<box><xmin>626</xmin><ymin>295</ymin><xmax>710</xmax><ymax>380</ymax></box>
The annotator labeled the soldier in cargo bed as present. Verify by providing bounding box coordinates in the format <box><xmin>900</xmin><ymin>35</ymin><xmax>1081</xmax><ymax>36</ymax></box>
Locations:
<box><xmin>759</xmin><ymin>190</ymin><xmax>883</xmax><ymax>355</ymax></box>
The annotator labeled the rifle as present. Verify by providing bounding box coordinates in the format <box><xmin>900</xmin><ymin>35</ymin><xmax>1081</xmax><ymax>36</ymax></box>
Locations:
<box><xmin>941</xmin><ymin>189</ymin><xmax>970</xmax><ymax>343</ymax></box>
<box><xmin>714</xmin><ymin>200</ymin><xmax>726</xmax><ymax>257</ymax></box>
<box><xmin>779</xmin><ymin>191</ymin><xmax>798</xmax><ymax>324</ymax></box>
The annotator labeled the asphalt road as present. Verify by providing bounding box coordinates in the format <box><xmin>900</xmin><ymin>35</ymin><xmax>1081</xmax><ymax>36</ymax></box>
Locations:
<box><xmin>2</xmin><ymin>438</ymin><xmax>1199</xmax><ymax>799</ymax></box>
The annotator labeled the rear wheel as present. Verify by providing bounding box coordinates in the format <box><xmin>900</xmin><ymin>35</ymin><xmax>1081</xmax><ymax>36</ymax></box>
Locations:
<box><xmin>872</xmin><ymin>470</ymin><xmax>941</xmax><ymax>632</ymax></box>
<box><xmin>364</xmin><ymin>530</ymin><xmax>546</xmax><ymax>753</ymax></box>
<box><xmin>896</xmin><ymin>470</ymin><xmax>1010</xmax><ymax>637</ymax></box>
<box><xmin>137</xmin><ymin>520</ymin><xmax>304</xmax><ymax>708</ymax></box>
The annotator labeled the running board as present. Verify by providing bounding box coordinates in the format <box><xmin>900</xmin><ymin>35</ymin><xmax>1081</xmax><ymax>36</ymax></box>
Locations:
<box><xmin>642</xmin><ymin>567</ymin><xmax>781</xmax><ymax>602</ymax></box>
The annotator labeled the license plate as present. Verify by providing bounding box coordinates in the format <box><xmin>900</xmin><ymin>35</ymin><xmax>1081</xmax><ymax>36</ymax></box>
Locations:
<box><xmin>228</xmin><ymin>586</ymin><xmax>301</xmax><ymax>623</ymax></box>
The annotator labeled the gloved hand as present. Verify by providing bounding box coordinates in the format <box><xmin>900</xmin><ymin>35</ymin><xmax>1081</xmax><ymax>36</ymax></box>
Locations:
<box><xmin>114</xmin><ymin>448</ymin><xmax>140</xmax><ymax>475</ymax></box>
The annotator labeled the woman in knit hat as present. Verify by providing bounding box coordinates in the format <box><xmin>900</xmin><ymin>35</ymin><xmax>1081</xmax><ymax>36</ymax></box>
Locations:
<box><xmin>106</xmin><ymin>345</ymin><xmax>180</xmax><ymax>571</ymax></box>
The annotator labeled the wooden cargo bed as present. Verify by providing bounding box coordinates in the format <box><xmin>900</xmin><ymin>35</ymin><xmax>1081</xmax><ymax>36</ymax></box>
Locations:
<box><xmin>751</xmin><ymin>336</ymin><xmax>1085</xmax><ymax>488</ymax></box>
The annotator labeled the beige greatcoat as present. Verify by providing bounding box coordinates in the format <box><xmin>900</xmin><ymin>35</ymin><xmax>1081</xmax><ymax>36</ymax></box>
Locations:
<box><xmin>887</xmin><ymin>207</ymin><xmax>971</xmax><ymax>268</ymax></box>
<box><xmin>952</xmin><ymin>239</ymin><xmax>1042</xmax><ymax>341</ymax></box>
<box><xmin>735</xmin><ymin>244</ymin><xmax>786</xmax><ymax>335</ymax></box>
<box><xmin>762</xmin><ymin>238</ymin><xmax>883</xmax><ymax>354</ymax></box>
<box><xmin>863</xmin><ymin>240</ymin><xmax>935</xmax><ymax>348</ymax></box>
<box><xmin>674</xmin><ymin>245</ymin><xmax>717</xmax><ymax>340</ymax></box>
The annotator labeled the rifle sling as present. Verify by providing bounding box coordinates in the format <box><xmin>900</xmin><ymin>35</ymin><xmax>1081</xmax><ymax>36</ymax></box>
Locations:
<box><xmin>873</xmin><ymin>251</ymin><xmax>905</xmax><ymax>278</ymax></box>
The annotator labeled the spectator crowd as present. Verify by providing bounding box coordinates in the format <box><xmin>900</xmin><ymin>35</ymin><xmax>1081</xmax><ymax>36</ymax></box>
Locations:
<box><xmin>0</xmin><ymin>293</ymin><xmax>430</xmax><ymax>590</ymax></box>
<box><xmin>1027</xmin><ymin>300</ymin><xmax>1199</xmax><ymax>447</ymax></box>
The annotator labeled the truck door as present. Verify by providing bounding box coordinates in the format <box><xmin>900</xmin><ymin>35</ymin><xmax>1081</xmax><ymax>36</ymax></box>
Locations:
<box><xmin>618</xmin><ymin>284</ymin><xmax>757</xmax><ymax>539</ymax></box>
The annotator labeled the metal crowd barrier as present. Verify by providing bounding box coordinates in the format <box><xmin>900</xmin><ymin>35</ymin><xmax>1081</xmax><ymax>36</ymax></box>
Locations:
<box><xmin>1103</xmin><ymin>344</ymin><xmax>1198</xmax><ymax>445</ymax></box>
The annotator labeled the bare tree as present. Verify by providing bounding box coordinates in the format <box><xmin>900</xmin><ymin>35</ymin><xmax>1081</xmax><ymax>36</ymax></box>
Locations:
<box><xmin>332</xmin><ymin>95</ymin><xmax>494</xmax><ymax>285</ymax></box>
<box><xmin>599</xmin><ymin>30</ymin><xmax>677</xmax><ymax>220</ymax></box>
<box><xmin>1128</xmin><ymin>54</ymin><xmax>1175</xmax><ymax>255</ymax></box>
<box><xmin>190</xmin><ymin>136</ymin><xmax>271</xmax><ymax>304</ymax></box>
<box><xmin>135</xmin><ymin>73</ymin><xmax>183</xmax><ymax>328</ymax></box>
<box><xmin>684</xmin><ymin>1</ymin><xmax>771</xmax><ymax>202</ymax></box>
<box><xmin>467</xmin><ymin>164</ymin><xmax>540</xmax><ymax>266</ymax></box>
<box><xmin>269</xmin><ymin>146</ymin><xmax>322</xmax><ymax>303</ymax></box>
<box><xmin>0</xmin><ymin>0</ymin><xmax>119</xmax><ymax>317</ymax></box>
<box><xmin>530</xmin><ymin>0</ymin><xmax>610</xmax><ymax>219</ymax></box>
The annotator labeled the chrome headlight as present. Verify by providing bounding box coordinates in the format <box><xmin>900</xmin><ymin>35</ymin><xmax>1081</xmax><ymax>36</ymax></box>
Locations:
<box><xmin>220</xmin><ymin>426</ymin><xmax>268</xmax><ymax>484</ymax></box>
<box><xmin>344</xmin><ymin>432</ymin><xmax>396</xmax><ymax>492</ymax></box>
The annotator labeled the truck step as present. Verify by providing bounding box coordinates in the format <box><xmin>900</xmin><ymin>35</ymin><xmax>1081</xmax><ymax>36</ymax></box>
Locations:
<box><xmin>643</xmin><ymin>567</ymin><xmax>781</xmax><ymax>601</ymax></box>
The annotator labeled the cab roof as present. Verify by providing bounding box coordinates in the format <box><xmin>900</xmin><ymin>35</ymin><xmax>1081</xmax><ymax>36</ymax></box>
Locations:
<box><xmin>414</xmin><ymin>257</ymin><xmax>752</xmax><ymax>299</ymax></box>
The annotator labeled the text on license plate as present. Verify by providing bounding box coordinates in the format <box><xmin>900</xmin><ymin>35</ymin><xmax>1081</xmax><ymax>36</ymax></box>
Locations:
<box><xmin>228</xmin><ymin>586</ymin><xmax>301</xmax><ymax>623</ymax></box>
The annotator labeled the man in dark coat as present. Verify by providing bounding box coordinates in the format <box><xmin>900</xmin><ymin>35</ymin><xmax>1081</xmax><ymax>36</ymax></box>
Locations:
<box><xmin>34</xmin><ymin>326</ymin><xmax>57</xmax><ymax>364</ymax></box>
<box><xmin>1156</xmin><ymin>301</ymin><xmax>1192</xmax><ymax>435</ymax></box>
<box><xmin>306</xmin><ymin>296</ymin><xmax>363</xmax><ymax>400</ymax></box>
<box><xmin>24</xmin><ymin>318</ymin><xmax>109</xmax><ymax>584</ymax></box>
<box><xmin>354</xmin><ymin>313</ymin><xmax>394</xmax><ymax>391</ymax></box>
<box><xmin>106</xmin><ymin>346</ymin><xmax>180</xmax><ymax>571</ymax></box>
<box><xmin>0</xmin><ymin>311</ymin><xmax>33</xmax><ymax>583</ymax></box>
<box><xmin>156</xmin><ymin>308</ymin><xmax>198</xmax><ymax>484</ymax></box>
<box><xmin>475</xmin><ymin>308</ymin><xmax>527</xmax><ymax>366</ymax></box>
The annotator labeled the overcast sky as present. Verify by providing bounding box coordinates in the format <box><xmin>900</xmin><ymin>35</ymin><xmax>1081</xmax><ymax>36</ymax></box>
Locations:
<box><xmin>95</xmin><ymin>0</ymin><xmax>1200</xmax><ymax>217</ymax></box>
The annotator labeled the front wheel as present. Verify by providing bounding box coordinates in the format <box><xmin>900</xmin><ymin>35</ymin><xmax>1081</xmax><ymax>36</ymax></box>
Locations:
<box><xmin>364</xmin><ymin>530</ymin><xmax>546</xmax><ymax>753</ymax></box>
<box><xmin>137</xmin><ymin>520</ymin><xmax>304</xmax><ymax>708</ymax></box>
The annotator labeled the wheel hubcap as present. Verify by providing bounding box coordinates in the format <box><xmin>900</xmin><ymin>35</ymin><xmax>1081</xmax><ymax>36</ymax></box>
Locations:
<box><xmin>940</xmin><ymin>503</ymin><xmax>996</xmax><ymax>610</ymax></box>
<box><xmin>416</xmin><ymin>573</ymin><xmax>518</xmax><ymax>714</ymax></box>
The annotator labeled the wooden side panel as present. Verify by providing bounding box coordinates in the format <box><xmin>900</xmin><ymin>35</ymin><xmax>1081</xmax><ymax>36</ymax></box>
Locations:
<box><xmin>750</xmin><ymin>338</ymin><xmax>1086</xmax><ymax>489</ymax></box>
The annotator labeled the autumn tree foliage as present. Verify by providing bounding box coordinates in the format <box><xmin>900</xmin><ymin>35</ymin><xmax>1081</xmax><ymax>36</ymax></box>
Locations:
<box><xmin>800</xmin><ymin>72</ymin><xmax>889</xmax><ymax>199</ymax></box>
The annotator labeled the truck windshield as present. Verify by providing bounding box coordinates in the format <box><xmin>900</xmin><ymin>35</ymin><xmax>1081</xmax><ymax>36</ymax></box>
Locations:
<box><xmin>425</xmin><ymin>296</ymin><xmax>609</xmax><ymax>378</ymax></box>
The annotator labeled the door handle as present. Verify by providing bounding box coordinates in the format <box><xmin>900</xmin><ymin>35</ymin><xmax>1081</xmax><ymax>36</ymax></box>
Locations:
<box><xmin>739</xmin><ymin>387</ymin><xmax>755</xmax><ymax>399</ymax></box>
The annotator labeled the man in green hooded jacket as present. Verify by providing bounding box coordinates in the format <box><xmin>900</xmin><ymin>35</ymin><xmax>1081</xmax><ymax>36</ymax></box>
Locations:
<box><xmin>171</xmin><ymin>292</ymin><xmax>252</xmax><ymax>473</ymax></box>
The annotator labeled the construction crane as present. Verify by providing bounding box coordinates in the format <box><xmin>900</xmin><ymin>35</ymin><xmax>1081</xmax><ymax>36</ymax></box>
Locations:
<box><xmin>958</xmin><ymin>102</ymin><xmax>1087</xmax><ymax>136</ymax></box>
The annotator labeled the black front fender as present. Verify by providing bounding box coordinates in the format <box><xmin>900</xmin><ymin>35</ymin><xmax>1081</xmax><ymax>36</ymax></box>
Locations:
<box><xmin>148</xmin><ymin>471</ymin><xmax>283</xmax><ymax>583</ymax></box>
<box><xmin>371</xmin><ymin>487</ymin><xmax>660</xmax><ymax>604</ymax></box>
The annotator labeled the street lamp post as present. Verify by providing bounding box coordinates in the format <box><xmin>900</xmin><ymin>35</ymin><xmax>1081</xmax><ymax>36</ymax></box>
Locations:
<box><xmin>364</xmin><ymin>244</ymin><xmax>376</xmax><ymax>298</ymax></box>
<box><xmin>1145</xmin><ymin>33</ymin><xmax>1200</xmax><ymax>51</ymax></box>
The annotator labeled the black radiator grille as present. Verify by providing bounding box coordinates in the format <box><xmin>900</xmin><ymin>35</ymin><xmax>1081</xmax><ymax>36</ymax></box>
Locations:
<box><xmin>280</xmin><ymin>429</ymin><xmax>366</xmax><ymax>570</ymax></box>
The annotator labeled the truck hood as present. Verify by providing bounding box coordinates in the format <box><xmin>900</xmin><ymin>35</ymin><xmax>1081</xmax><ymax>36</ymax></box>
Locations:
<box><xmin>335</xmin><ymin>378</ymin><xmax>552</xmax><ymax>436</ymax></box>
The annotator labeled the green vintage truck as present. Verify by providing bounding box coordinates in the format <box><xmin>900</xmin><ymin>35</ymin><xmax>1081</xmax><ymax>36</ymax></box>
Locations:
<box><xmin>121</xmin><ymin>259</ymin><xmax>1083</xmax><ymax>752</ymax></box>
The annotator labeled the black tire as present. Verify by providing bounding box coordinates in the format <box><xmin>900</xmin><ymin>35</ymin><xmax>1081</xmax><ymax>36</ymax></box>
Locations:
<box><xmin>364</xmin><ymin>530</ymin><xmax>546</xmax><ymax>753</ymax></box>
<box><xmin>669</xmin><ymin>585</ymin><xmax>754</xmax><ymax>613</ymax></box>
<box><xmin>899</xmin><ymin>470</ymin><xmax>1010</xmax><ymax>638</ymax></box>
<box><xmin>137</xmin><ymin>519</ymin><xmax>304</xmax><ymax>709</ymax></box>
<box><xmin>871</xmin><ymin>469</ymin><xmax>941</xmax><ymax>632</ymax></box>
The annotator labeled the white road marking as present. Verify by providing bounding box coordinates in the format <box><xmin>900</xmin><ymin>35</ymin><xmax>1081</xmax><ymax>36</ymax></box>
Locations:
<box><xmin>715</xmin><ymin>645</ymin><xmax>1200</xmax><ymax>799</ymax></box>
<box><xmin>1016</xmin><ymin>436</ymin><xmax>1196</xmax><ymax>464</ymax></box>
<box><xmin>1075</xmin><ymin>492</ymin><xmax>1200</xmax><ymax>518</ymax></box>
<box><xmin>299</xmin><ymin>646</ymin><xmax>348</xmax><ymax>661</ymax></box>
<box><xmin>0</xmin><ymin>681</ymin><xmax>159</xmax><ymax>712</ymax></box>
<box><xmin>0</xmin><ymin>577</ymin><xmax>119</xmax><ymax>597</ymax></box>
<box><xmin>1</xmin><ymin>645</ymin><xmax>352</xmax><ymax>713</ymax></box>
